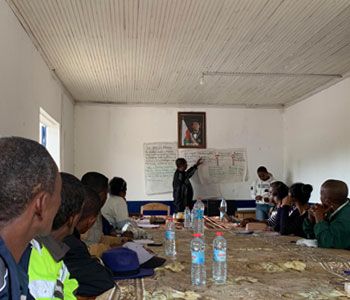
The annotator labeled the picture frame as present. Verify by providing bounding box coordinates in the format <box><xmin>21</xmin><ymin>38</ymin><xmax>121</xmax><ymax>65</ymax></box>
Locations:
<box><xmin>178</xmin><ymin>112</ymin><xmax>206</xmax><ymax>149</ymax></box>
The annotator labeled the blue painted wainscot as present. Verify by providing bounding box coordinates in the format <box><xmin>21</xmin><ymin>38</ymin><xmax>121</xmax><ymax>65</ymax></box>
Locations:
<box><xmin>127</xmin><ymin>199</ymin><xmax>256</xmax><ymax>216</ymax></box>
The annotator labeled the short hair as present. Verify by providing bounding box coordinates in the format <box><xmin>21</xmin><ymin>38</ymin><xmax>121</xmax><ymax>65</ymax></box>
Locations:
<box><xmin>0</xmin><ymin>137</ymin><xmax>58</xmax><ymax>225</ymax></box>
<box><xmin>81</xmin><ymin>172</ymin><xmax>108</xmax><ymax>194</ymax></box>
<box><xmin>176</xmin><ymin>158</ymin><xmax>187</xmax><ymax>168</ymax></box>
<box><xmin>109</xmin><ymin>177</ymin><xmax>127</xmax><ymax>196</ymax></box>
<box><xmin>322</xmin><ymin>179</ymin><xmax>348</xmax><ymax>204</ymax></box>
<box><xmin>290</xmin><ymin>183</ymin><xmax>313</xmax><ymax>205</ymax></box>
<box><xmin>257</xmin><ymin>166</ymin><xmax>268</xmax><ymax>173</ymax></box>
<box><xmin>52</xmin><ymin>173</ymin><xmax>85</xmax><ymax>230</ymax></box>
<box><xmin>80</xmin><ymin>186</ymin><xmax>103</xmax><ymax>220</ymax></box>
<box><xmin>270</xmin><ymin>181</ymin><xmax>289</xmax><ymax>201</ymax></box>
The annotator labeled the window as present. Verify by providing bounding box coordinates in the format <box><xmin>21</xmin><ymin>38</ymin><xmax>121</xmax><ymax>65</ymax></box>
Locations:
<box><xmin>39</xmin><ymin>108</ymin><xmax>60</xmax><ymax>168</ymax></box>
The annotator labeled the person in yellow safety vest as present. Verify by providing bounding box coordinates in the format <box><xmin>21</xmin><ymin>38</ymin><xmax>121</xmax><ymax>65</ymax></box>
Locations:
<box><xmin>27</xmin><ymin>172</ymin><xmax>86</xmax><ymax>299</ymax></box>
<box><xmin>27</xmin><ymin>238</ymin><xmax>78</xmax><ymax>299</ymax></box>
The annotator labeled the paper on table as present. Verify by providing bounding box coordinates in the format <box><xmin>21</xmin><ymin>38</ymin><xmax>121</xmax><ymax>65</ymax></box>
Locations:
<box><xmin>136</xmin><ymin>219</ymin><xmax>151</xmax><ymax>225</ymax></box>
<box><xmin>296</xmin><ymin>239</ymin><xmax>318</xmax><ymax>248</ymax></box>
<box><xmin>137</xmin><ymin>224</ymin><xmax>160</xmax><ymax>228</ymax></box>
<box><xmin>134</xmin><ymin>239</ymin><xmax>155</xmax><ymax>245</ymax></box>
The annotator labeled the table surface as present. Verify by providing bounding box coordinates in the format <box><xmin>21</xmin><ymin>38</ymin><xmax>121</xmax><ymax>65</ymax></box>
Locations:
<box><xmin>115</xmin><ymin>218</ymin><xmax>350</xmax><ymax>300</ymax></box>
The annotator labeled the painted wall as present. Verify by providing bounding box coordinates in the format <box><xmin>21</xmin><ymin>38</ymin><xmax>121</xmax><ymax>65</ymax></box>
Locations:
<box><xmin>0</xmin><ymin>0</ymin><xmax>74</xmax><ymax>172</ymax></box>
<box><xmin>61</xmin><ymin>93</ymin><xmax>75</xmax><ymax>173</ymax></box>
<box><xmin>75</xmin><ymin>104</ymin><xmax>284</xmax><ymax>200</ymax></box>
<box><xmin>284</xmin><ymin>77</ymin><xmax>350</xmax><ymax>202</ymax></box>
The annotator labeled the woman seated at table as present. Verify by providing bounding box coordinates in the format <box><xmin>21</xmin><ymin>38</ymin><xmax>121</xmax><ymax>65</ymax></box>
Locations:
<box><xmin>101</xmin><ymin>177</ymin><xmax>130</xmax><ymax>231</ymax></box>
<box><xmin>101</xmin><ymin>177</ymin><xmax>147</xmax><ymax>239</ymax></box>
<box><xmin>240</xmin><ymin>181</ymin><xmax>289</xmax><ymax>228</ymax></box>
<box><xmin>274</xmin><ymin>182</ymin><xmax>312</xmax><ymax>237</ymax></box>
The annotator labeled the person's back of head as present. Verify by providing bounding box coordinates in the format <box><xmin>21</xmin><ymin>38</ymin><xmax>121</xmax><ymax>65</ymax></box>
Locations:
<box><xmin>52</xmin><ymin>173</ymin><xmax>85</xmax><ymax>238</ymax></box>
<box><xmin>76</xmin><ymin>186</ymin><xmax>103</xmax><ymax>234</ymax></box>
<box><xmin>290</xmin><ymin>183</ymin><xmax>313</xmax><ymax>205</ymax></box>
<box><xmin>175</xmin><ymin>158</ymin><xmax>187</xmax><ymax>171</ymax></box>
<box><xmin>109</xmin><ymin>177</ymin><xmax>127</xmax><ymax>197</ymax></box>
<box><xmin>81</xmin><ymin>172</ymin><xmax>108</xmax><ymax>204</ymax></box>
<box><xmin>0</xmin><ymin>137</ymin><xmax>61</xmax><ymax>240</ymax></box>
<box><xmin>270</xmin><ymin>181</ymin><xmax>289</xmax><ymax>201</ymax></box>
<box><xmin>321</xmin><ymin>179</ymin><xmax>348</xmax><ymax>208</ymax></box>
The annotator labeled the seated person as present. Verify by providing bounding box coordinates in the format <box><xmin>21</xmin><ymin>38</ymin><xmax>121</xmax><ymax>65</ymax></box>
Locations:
<box><xmin>274</xmin><ymin>183</ymin><xmax>312</xmax><ymax>237</ymax></box>
<box><xmin>101</xmin><ymin>178</ymin><xmax>149</xmax><ymax>239</ymax></box>
<box><xmin>63</xmin><ymin>186</ymin><xmax>116</xmax><ymax>297</ymax></box>
<box><xmin>0</xmin><ymin>137</ymin><xmax>61</xmax><ymax>299</ymax></box>
<box><xmin>81</xmin><ymin>172</ymin><xmax>111</xmax><ymax>244</ymax></box>
<box><xmin>241</xmin><ymin>181</ymin><xmax>289</xmax><ymax>228</ymax></box>
<box><xmin>101</xmin><ymin>177</ymin><xmax>130</xmax><ymax>230</ymax></box>
<box><xmin>26</xmin><ymin>172</ymin><xmax>84</xmax><ymax>299</ymax></box>
<box><xmin>303</xmin><ymin>180</ymin><xmax>350</xmax><ymax>249</ymax></box>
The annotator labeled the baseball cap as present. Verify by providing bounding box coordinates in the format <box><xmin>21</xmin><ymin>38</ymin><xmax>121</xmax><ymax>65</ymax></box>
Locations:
<box><xmin>123</xmin><ymin>242</ymin><xmax>166</xmax><ymax>269</ymax></box>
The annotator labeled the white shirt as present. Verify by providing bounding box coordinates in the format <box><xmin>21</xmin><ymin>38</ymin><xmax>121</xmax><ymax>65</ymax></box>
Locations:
<box><xmin>250</xmin><ymin>174</ymin><xmax>275</xmax><ymax>203</ymax></box>
<box><xmin>101</xmin><ymin>195</ymin><xmax>129</xmax><ymax>230</ymax></box>
<box><xmin>330</xmin><ymin>199</ymin><xmax>349</xmax><ymax>220</ymax></box>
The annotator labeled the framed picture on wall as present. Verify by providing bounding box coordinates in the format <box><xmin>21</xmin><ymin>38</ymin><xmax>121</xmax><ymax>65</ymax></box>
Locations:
<box><xmin>178</xmin><ymin>112</ymin><xmax>206</xmax><ymax>148</ymax></box>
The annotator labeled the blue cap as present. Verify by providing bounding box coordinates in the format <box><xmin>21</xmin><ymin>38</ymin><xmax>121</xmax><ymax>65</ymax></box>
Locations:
<box><xmin>102</xmin><ymin>247</ymin><xmax>154</xmax><ymax>280</ymax></box>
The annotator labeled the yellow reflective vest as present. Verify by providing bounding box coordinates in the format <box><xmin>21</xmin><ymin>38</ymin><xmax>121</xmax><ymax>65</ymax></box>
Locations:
<box><xmin>28</xmin><ymin>240</ymin><xmax>78</xmax><ymax>299</ymax></box>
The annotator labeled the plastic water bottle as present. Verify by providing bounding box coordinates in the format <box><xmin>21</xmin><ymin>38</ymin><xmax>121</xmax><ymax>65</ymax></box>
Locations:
<box><xmin>193</xmin><ymin>199</ymin><xmax>205</xmax><ymax>235</ymax></box>
<box><xmin>184</xmin><ymin>207</ymin><xmax>191</xmax><ymax>228</ymax></box>
<box><xmin>212</xmin><ymin>232</ymin><xmax>227</xmax><ymax>284</ymax></box>
<box><xmin>190</xmin><ymin>208</ymin><xmax>194</xmax><ymax>229</ymax></box>
<box><xmin>219</xmin><ymin>198</ymin><xmax>227</xmax><ymax>221</ymax></box>
<box><xmin>165</xmin><ymin>217</ymin><xmax>176</xmax><ymax>257</ymax></box>
<box><xmin>191</xmin><ymin>233</ymin><xmax>206</xmax><ymax>286</ymax></box>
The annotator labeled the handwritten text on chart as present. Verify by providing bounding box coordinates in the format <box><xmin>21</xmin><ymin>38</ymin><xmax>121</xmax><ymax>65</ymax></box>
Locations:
<box><xmin>179</xmin><ymin>148</ymin><xmax>248</xmax><ymax>184</ymax></box>
<box><xmin>144</xmin><ymin>142</ymin><xmax>177</xmax><ymax>194</ymax></box>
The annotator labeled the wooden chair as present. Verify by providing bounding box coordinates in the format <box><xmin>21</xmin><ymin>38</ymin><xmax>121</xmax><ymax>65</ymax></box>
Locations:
<box><xmin>140</xmin><ymin>202</ymin><xmax>170</xmax><ymax>216</ymax></box>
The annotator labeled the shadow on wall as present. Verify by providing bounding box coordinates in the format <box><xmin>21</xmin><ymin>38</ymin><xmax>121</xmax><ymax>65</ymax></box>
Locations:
<box><xmin>285</xmin><ymin>169</ymin><xmax>293</xmax><ymax>186</ymax></box>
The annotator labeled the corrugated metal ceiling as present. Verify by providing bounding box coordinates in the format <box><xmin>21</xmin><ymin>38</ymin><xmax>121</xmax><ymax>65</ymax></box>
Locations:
<box><xmin>7</xmin><ymin>0</ymin><xmax>350</xmax><ymax>107</ymax></box>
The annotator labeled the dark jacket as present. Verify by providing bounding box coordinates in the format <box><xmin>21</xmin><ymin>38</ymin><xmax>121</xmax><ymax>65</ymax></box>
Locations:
<box><xmin>274</xmin><ymin>205</ymin><xmax>308</xmax><ymax>237</ymax></box>
<box><xmin>102</xmin><ymin>215</ymin><xmax>114</xmax><ymax>236</ymax></box>
<box><xmin>0</xmin><ymin>237</ymin><xmax>28</xmax><ymax>300</ymax></box>
<box><xmin>172</xmin><ymin>165</ymin><xmax>198</xmax><ymax>213</ymax></box>
<box><xmin>63</xmin><ymin>229</ymin><xmax>115</xmax><ymax>297</ymax></box>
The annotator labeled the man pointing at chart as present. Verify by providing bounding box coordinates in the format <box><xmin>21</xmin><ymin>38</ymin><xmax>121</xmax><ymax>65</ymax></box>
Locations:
<box><xmin>173</xmin><ymin>157</ymin><xmax>204</xmax><ymax>213</ymax></box>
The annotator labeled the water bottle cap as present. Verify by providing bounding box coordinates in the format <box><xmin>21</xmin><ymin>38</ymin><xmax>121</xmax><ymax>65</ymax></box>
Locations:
<box><xmin>216</xmin><ymin>232</ymin><xmax>223</xmax><ymax>236</ymax></box>
<box><xmin>193</xmin><ymin>233</ymin><xmax>202</xmax><ymax>237</ymax></box>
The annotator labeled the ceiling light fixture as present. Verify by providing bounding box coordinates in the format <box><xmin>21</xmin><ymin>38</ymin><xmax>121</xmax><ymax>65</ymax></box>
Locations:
<box><xmin>202</xmin><ymin>71</ymin><xmax>342</xmax><ymax>79</ymax></box>
<box><xmin>199</xmin><ymin>73</ymin><xmax>205</xmax><ymax>85</ymax></box>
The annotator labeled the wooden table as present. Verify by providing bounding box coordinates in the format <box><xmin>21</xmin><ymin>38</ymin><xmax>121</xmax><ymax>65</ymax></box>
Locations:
<box><xmin>115</xmin><ymin>220</ymin><xmax>350</xmax><ymax>299</ymax></box>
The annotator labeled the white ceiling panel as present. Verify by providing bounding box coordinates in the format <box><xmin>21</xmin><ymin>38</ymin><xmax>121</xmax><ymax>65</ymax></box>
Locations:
<box><xmin>7</xmin><ymin>0</ymin><xmax>350</xmax><ymax>106</ymax></box>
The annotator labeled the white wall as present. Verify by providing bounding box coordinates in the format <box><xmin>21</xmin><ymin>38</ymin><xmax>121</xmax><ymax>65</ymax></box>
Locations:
<box><xmin>61</xmin><ymin>93</ymin><xmax>75</xmax><ymax>173</ymax></box>
<box><xmin>0</xmin><ymin>0</ymin><xmax>74</xmax><ymax>172</ymax></box>
<box><xmin>75</xmin><ymin>104</ymin><xmax>284</xmax><ymax>200</ymax></box>
<box><xmin>284</xmin><ymin>77</ymin><xmax>350</xmax><ymax>202</ymax></box>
